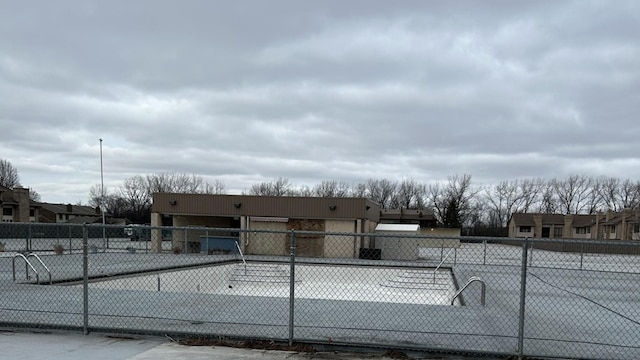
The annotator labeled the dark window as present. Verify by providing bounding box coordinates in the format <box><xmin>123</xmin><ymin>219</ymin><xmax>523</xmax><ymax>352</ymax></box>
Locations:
<box><xmin>634</xmin><ymin>224</ymin><xmax>640</xmax><ymax>233</ymax></box>
<box><xmin>553</xmin><ymin>227</ymin><xmax>563</xmax><ymax>238</ymax></box>
<box><xmin>576</xmin><ymin>227</ymin><xmax>591</xmax><ymax>234</ymax></box>
<box><xmin>519</xmin><ymin>226</ymin><xmax>532</xmax><ymax>233</ymax></box>
<box><xmin>29</xmin><ymin>208</ymin><xmax>35</xmax><ymax>217</ymax></box>
<box><xmin>2</xmin><ymin>208</ymin><xmax>12</xmax><ymax>216</ymax></box>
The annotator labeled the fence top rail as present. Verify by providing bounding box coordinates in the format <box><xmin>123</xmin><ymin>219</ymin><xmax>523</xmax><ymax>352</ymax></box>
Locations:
<box><xmin>3</xmin><ymin>223</ymin><xmax>639</xmax><ymax>248</ymax></box>
<box><xmin>526</xmin><ymin>237</ymin><xmax>640</xmax><ymax>247</ymax></box>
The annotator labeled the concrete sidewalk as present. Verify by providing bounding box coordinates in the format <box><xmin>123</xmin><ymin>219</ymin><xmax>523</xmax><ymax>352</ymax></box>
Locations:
<box><xmin>0</xmin><ymin>330</ymin><xmax>457</xmax><ymax>360</ymax></box>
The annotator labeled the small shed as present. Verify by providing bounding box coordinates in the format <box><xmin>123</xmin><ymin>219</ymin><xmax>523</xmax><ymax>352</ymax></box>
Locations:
<box><xmin>374</xmin><ymin>224</ymin><xmax>420</xmax><ymax>260</ymax></box>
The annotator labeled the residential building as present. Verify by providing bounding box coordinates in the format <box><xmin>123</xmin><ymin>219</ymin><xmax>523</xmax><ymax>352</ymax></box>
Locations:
<box><xmin>0</xmin><ymin>186</ymin><xmax>38</xmax><ymax>222</ymax></box>
<box><xmin>39</xmin><ymin>203</ymin><xmax>103</xmax><ymax>223</ymax></box>
<box><xmin>508</xmin><ymin>210</ymin><xmax>640</xmax><ymax>241</ymax></box>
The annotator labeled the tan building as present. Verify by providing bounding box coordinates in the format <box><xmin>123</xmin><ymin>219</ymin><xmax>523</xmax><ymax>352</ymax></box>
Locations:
<box><xmin>151</xmin><ymin>193</ymin><xmax>381</xmax><ymax>257</ymax></box>
<box><xmin>39</xmin><ymin>203</ymin><xmax>104</xmax><ymax>223</ymax></box>
<box><xmin>379</xmin><ymin>208</ymin><xmax>460</xmax><ymax>247</ymax></box>
<box><xmin>0</xmin><ymin>186</ymin><xmax>38</xmax><ymax>222</ymax></box>
<box><xmin>508</xmin><ymin>210</ymin><xmax>640</xmax><ymax>241</ymax></box>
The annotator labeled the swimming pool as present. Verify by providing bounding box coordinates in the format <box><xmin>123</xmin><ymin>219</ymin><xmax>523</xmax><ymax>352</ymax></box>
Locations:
<box><xmin>85</xmin><ymin>262</ymin><xmax>459</xmax><ymax>305</ymax></box>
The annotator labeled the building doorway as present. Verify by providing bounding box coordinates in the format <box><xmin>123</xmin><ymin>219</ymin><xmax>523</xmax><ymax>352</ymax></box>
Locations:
<box><xmin>541</xmin><ymin>227</ymin><xmax>550</xmax><ymax>238</ymax></box>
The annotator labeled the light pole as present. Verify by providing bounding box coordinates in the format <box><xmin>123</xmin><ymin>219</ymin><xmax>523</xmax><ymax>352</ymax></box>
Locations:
<box><xmin>100</xmin><ymin>138</ymin><xmax>106</xmax><ymax>248</ymax></box>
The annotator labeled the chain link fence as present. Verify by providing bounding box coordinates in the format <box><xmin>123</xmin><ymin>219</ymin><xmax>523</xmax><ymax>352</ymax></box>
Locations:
<box><xmin>0</xmin><ymin>222</ymin><xmax>638</xmax><ymax>359</ymax></box>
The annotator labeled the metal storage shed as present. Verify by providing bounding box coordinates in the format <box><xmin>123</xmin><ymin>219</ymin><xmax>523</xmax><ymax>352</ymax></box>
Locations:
<box><xmin>374</xmin><ymin>224</ymin><xmax>420</xmax><ymax>260</ymax></box>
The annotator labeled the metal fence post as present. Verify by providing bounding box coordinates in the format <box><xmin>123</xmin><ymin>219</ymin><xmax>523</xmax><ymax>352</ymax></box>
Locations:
<box><xmin>183</xmin><ymin>228</ymin><xmax>188</xmax><ymax>254</ymax></box>
<box><xmin>288</xmin><ymin>230</ymin><xmax>296</xmax><ymax>346</ymax></box>
<box><xmin>483</xmin><ymin>239</ymin><xmax>487</xmax><ymax>265</ymax></box>
<box><xmin>517</xmin><ymin>238</ymin><xmax>529</xmax><ymax>358</ymax></box>
<box><xmin>580</xmin><ymin>243</ymin><xmax>584</xmax><ymax>270</ymax></box>
<box><xmin>27</xmin><ymin>222</ymin><xmax>32</xmax><ymax>252</ymax></box>
<box><xmin>205</xmin><ymin>230</ymin><xmax>209</xmax><ymax>255</ymax></box>
<box><xmin>83</xmin><ymin>224</ymin><xmax>89</xmax><ymax>335</ymax></box>
<box><xmin>454</xmin><ymin>247</ymin><xmax>457</xmax><ymax>265</ymax></box>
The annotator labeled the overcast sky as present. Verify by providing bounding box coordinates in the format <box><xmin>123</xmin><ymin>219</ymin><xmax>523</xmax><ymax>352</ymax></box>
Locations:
<box><xmin>1</xmin><ymin>1</ymin><xmax>639</xmax><ymax>204</ymax></box>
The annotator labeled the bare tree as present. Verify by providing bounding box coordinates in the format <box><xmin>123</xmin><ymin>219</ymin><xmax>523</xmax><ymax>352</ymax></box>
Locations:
<box><xmin>119</xmin><ymin>175</ymin><xmax>151</xmax><ymax>215</ymax></box>
<box><xmin>518</xmin><ymin>178</ymin><xmax>543</xmax><ymax>213</ymax></box>
<box><xmin>596</xmin><ymin>176</ymin><xmax>619</xmax><ymax>211</ymax></box>
<box><xmin>142</xmin><ymin>172</ymin><xmax>227</xmax><ymax>195</ymax></box>
<box><xmin>390</xmin><ymin>178</ymin><xmax>426</xmax><ymax>209</ymax></box>
<box><xmin>351</xmin><ymin>183</ymin><xmax>367</xmax><ymax>198</ymax></box>
<box><xmin>0</xmin><ymin>159</ymin><xmax>21</xmax><ymax>189</ymax></box>
<box><xmin>29</xmin><ymin>189</ymin><xmax>41</xmax><ymax>202</ymax></box>
<box><xmin>484</xmin><ymin>180</ymin><xmax>523</xmax><ymax>227</ymax></box>
<box><xmin>538</xmin><ymin>180</ymin><xmax>558</xmax><ymax>213</ymax></box>
<box><xmin>583</xmin><ymin>176</ymin><xmax>604</xmax><ymax>214</ymax></box>
<box><xmin>313</xmin><ymin>180</ymin><xmax>352</xmax><ymax>197</ymax></box>
<box><xmin>428</xmin><ymin>174</ymin><xmax>478</xmax><ymax>228</ymax></box>
<box><xmin>248</xmin><ymin>177</ymin><xmax>293</xmax><ymax>196</ymax></box>
<box><xmin>88</xmin><ymin>172</ymin><xmax>226</xmax><ymax>223</ymax></box>
<box><xmin>366</xmin><ymin>178</ymin><xmax>397</xmax><ymax>209</ymax></box>
<box><xmin>295</xmin><ymin>185</ymin><xmax>314</xmax><ymax>197</ymax></box>
<box><xmin>201</xmin><ymin>179</ymin><xmax>226</xmax><ymax>194</ymax></box>
<box><xmin>553</xmin><ymin>175</ymin><xmax>593</xmax><ymax>214</ymax></box>
<box><xmin>619</xmin><ymin>179</ymin><xmax>640</xmax><ymax>210</ymax></box>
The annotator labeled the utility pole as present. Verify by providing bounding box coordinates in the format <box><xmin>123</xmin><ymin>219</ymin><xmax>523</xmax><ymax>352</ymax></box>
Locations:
<box><xmin>100</xmin><ymin>138</ymin><xmax>106</xmax><ymax>246</ymax></box>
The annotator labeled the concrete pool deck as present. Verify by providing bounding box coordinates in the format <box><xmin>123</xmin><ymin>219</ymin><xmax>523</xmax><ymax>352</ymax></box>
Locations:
<box><xmin>1</xmin><ymin>243</ymin><xmax>639</xmax><ymax>359</ymax></box>
<box><xmin>3</xmin><ymin>330</ymin><xmax>456</xmax><ymax>360</ymax></box>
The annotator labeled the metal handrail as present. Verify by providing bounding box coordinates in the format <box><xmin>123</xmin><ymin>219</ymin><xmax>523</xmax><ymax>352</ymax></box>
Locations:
<box><xmin>451</xmin><ymin>276</ymin><xmax>486</xmax><ymax>306</ymax></box>
<box><xmin>12</xmin><ymin>254</ymin><xmax>40</xmax><ymax>284</ymax></box>
<box><xmin>433</xmin><ymin>248</ymin><xmax>455</xmax><ymax>283</ymax></box>
<box><xmin>27</xmin><ymin>253</ymin><xmax>52</xmax><ymax>285</ymax></box>
<box><xmin>235</xmin><ymin>240</ymin><xmax>247</xmax><ymax>275</ymax></box>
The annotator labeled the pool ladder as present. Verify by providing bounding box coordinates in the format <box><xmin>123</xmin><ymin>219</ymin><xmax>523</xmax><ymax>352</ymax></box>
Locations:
<box><xmin>451</xmin><ymin>276</ymin><xmax>486</xmax><ymax>306</ymax></box>
<box><xmin>12</xmin><ymin>253</ymin><xmax>52</xmax><ymax>285</ymax></box>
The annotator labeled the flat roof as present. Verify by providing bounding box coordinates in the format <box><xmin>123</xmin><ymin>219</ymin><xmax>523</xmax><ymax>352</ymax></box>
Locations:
<box><xmin>375</xmin><ymin>224</ymin><xmax>420</xmax><ymax>232</ymax></box>
<box><xmin>152</xmin><ymin>193</ymin><xmax>380</xmax><ymax>222</ymax></box>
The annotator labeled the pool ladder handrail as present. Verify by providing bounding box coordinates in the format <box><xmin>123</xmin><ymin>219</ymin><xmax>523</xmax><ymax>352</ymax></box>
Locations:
<box><xmin>433</xmin><ymin>248</ymin><xmax>455</xmax><ymax>283</ymax></box>
<box><xmin>451</xmin><ymin>276</ymin><xmax>486</xmax><ymax>306</ymax></box>
<box><xmin>12</xmin><ymin>253</ymin><xmax>52</xmax><ymax>285</ymax></box>
<box><xmin>235</xmin><ymin>240</ymin><xmax>247</xmax><ymax>275</ymax></box>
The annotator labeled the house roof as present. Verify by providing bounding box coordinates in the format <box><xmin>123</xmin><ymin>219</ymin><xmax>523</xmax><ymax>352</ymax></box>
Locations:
<box><xmin>510</xmin><ymin>213</ymin><xmax>566</xmax><ymax>226</ymax></box>
<box><xmin>0</xmin><ymin>186</ymin><xmax>18</xmax><ymax>205</ymax></box>
<box><xmin>510</xmin><ymin>213</ymin><xmax>536</xmax><ymax>226</ymax></box>
<box><xmin>66</xmin><ymin>216</ymin><xmax>125</xmax><ymax>225</ymax></box>
<box><xmin>40</xmin><ymin>203</ymin><xmax>101</xmax><ymax>216</ymax></box>
<box><xmin>379</xmin><ymin>209</ymin><xmax>436</xmax><ymax>222</ymax></box>
<box><xmin>571</xmin><ymin>215</ymin><xmax>597</xmax><ymax>227</ymax></box>
<box><xmin>0</xmin><ymin>186</ymin><xmax>40</xmax><ymax>207</ymax></box>
<box><xmin>600</xmin><ymin>212</ymin><xmax>640</xmax><ymax>226</ymax></box>
<box><xmin>510</xmin><ymin>213</ymin><xmax>596</xmax><ymax>227</ymax></box>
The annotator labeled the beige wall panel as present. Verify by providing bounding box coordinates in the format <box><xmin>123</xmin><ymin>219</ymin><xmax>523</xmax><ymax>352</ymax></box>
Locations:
<box><xmin>150</xmin><ymin>213</ymin><xmax>162</xmax><ymax>253</ymax></box>
<box><xmin>418</xmin><ymin>228</ymin><xmax>461</xmax><ymax>248</ymax></box>
<box><xmin>324</xmin><ymin>220</ymin><xmax>356</xmax><ymax>258</ymax></box>
<box><xmin>246</xmin><ymin>220</ymin><xmax>287</xmax><ymax>256</ymax></box>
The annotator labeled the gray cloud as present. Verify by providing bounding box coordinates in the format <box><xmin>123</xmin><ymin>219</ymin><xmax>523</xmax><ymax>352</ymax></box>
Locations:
<box><xmin>1</xmin><ymin>0</ymin><xmax>639</xmax><ymax>203</ymax></box>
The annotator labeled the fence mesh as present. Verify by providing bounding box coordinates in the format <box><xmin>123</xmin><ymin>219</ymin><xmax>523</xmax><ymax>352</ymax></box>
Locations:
<box><xmin>0</xmin><ymin>222</ymin><xmax>638</xmax><ymax>359</ymax></box>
